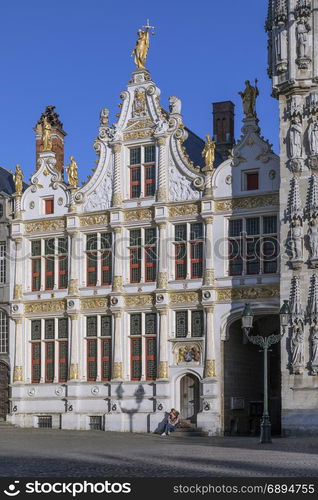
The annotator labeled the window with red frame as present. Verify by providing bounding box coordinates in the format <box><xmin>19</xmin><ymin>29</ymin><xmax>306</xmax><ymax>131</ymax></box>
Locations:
<box><xmin>245</xmin><ymin>172</ymin><xmax>259</xmax><ymax>190</ymax></box>
<box><xmin>86</xmin><ymin>234</ymin><xmax>98</xmax><ymax>286</ymax></box>
<box><xmin>101</xmin><ymin>339</ymin><xmax>111</xmax><ymax>381</ymax></box>
<box><xmin>44</xmin><ymin>239</ymin><xmax>54</xmax><ymax>290</ymax></box>
<box><xmin>144</xmin><ymin>227</ymin><xmax>157</xmax><ymax>282</ymax></box>
<box><xmin>130</xmin><ymin>229</ymin><xmax>141</xmax><ymax>283</ymax></box>
<box><xmin>45</xmin><ymin>342</ymin><xmax>54</xmax><ymax>383</ymax></box>
<box><xmin>129</xmin><ymin>145</ymin><xmax>156</xmax><ymax>199</ymax></box>
<box><xmin>31</xmin><ymin>240</ymin><xmax>41</xmax><ymax>291</ymax></box>
<box><xmin>175</xmin><ymin>224</ymin><xmax>187</xmax><ymax>280</ymax></box>
<box><xmin>101</xmin><ymin>233</ymin><xmax>112</xmax><ymax>286</ymax></box>
<box><xmin>146</xmin><ymin>338</ymin><xmax>156</xmax><ymax>380</ymax></box>
<box><xmin>58</xmin><ymin>237</ymin><xmax>68</xmax><ymax>289</ymax></box>
<box><xmin>130</xmin><ymin>314</ymin><xmax>142</xmax><ymax>380</ymax></box>
<box><xmin>87</xmin><ymin>339</ymin><xmax>97</xmax><ymax>381</ymax></box>
<box><xmin>45</xmin><ymin>198</ymin><xmax>54</xmax><ymax>215</ymax></box>
<box><xmin>190</xmin><ymin>223</ymin><xmax>203</xmax><ymax>279</ymax></box>
<box><xmin>32</xmin><ymin>342</ymin><xmax>41</xmax><ymax>383</ymax></box>
<box><xmin>59</xmin><ymin>341</ymin><xmax>68</xmax><ymax>382</ymax></box>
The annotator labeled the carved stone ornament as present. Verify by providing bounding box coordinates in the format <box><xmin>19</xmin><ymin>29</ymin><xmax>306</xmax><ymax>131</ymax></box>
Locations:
<box><xmin>290</xmin><ymin>321</ymin><xmax>304</xmax><ymax>374</ymax></box>
<box><xmin>25</xmin><ymin>219</ymin><xmax>65</xmax><ymax>234</ymax></box>
<box><xmin>169</xmin><ymin>166</ymin><xmax>200</xmax><ymax>202</ymax></box>
<box><xmin>124</xmin><ymin>209</ymin><xmax>152</xmax><ymax>222</ymax></box>
<box><xmin>68</xmin><ymin>279</ymin><xmax>78</xmax><ymax>295</ymax></box>
<box><xmin>295</xmin><ymin>17</ymin><xmax>311</xmax><ymax>69</ymax></box>
<box><xmin>112</xmin><ymin>362</ymin><xmax>123</xmax><ymax>379</ymax></box>
<box><xmin>215</xmin><ymin>194</ymin><xmax>279</xmax><ymax>211</ymax></box>
<box><xmin>309</xmin><ymin>323</ymin><xmax>318</xmax><ymax>375</ymax></box>
<box><xmin>158</xmin><ymin>361</ymin><xmax>168</xmax><ymax>379</ymax></box>
<box><xmin>125</xmin><ymin>295</ymin><xmax>153</xmax><ymax>307</ymax></box>
<box><xmin>13</xmin><ymin>284</ymin><xmax>22</xmax><ymax>300</ymax></box>
<box><xmin>132</xmin><ymin>88</ymin><xmax>147</xmax><ymax>117</ymax></box>
<box><xmin>81</xmin><ymin>298</ymin><xmax>109</xmax><ymax>310</ymax></box>
<box><xmin>176</xmin><ymin>344</ymin><xmax>201</xmax><ymax>364</ymax></box>
<box><xmin>217</xmin><ymin>285</ymin><xmax>279</xmax><ymax>301</ymax></box>
<box><xmin>80</xmin><ymin>214</ymin><xmax>109</xmax><ymax>226</ymax></box>
<box><xmin>203</xmin><ymin>269</ymin><xmax>215</xmax><ymax>286</ymax></box>
<box><xmin>169</xmin><ymin>96</ymin><xmax>182</xmax><ymax>114</ymax></box>
<box><xmin>204</xmin><ymin>359</ymin><xmax>216</xmax><ymax>378</ymax></box>
<box><xmin>112</xmin><ymin>276</ymin><xmax>123</xmax><ymax>292</ymax></box>
<box><xmin>289</xmin><ymin>218</ymin><xmax>303</xmax><ymax>269</ymax></box>
<box><xmin>170</xmin><ymin>292</ymin><xmax>199</xmax><ymax>304</ymax></box>
<box><xmin>169</xmin><ymin>204</ymin><xmax>199</xmax><ymax>217</ymax></box>
<box><xmin>70</xmin><ymin>363</ymin><xmax>79</xmax><ymax>380</ymax></box>
<box><xmin>25</xmin><ymin>300</ymin><xmax>66</xmax><ymax>314</ymax></box>
<box><xmin>13</xmin><ymin>366</ymin><xmax>23</xmax><ymax>382</ymax></box>
<box><xmin>157</xmin><ymin>272</ymin><xmax>168</xmax><ymax>289</ymax></box>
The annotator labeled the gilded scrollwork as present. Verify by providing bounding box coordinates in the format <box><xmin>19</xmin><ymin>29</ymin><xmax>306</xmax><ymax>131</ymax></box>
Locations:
<box><xmin>170</xmin><ymin>292</ymin><xmax>199</xmax><ymax>304</ymax></box>
<box><xmin>80</xmin><ymin>214</ymin><xmax>109</xmax><ymax>226</ymax></box>
<box><xmin>215</xmin><ymin>194</ymin><xmax>279</xmax><ymax>211</ymax></box>
<box><xmin>217</xmin><ymin>286</ymin><xmax>279</xmax><ymax>301</ymax></box>
<box><xmin>25</xmin><ymin>300</ymin><xmax>66</xmax><ymax>314</ymax></box>
<box><xmin>169</xmin><ymin>204</ymin><xmax>199</xmax><ymax>217</ymax></box>
<box><xmin>124</xmin><ymin>209</ymin><xmax>152</xmax><ymax>221</ymax></box>
<box><xmin>125</xmin><ymin>295</ymin><xmax>154</xmax><ymax>307</ymax></box>
<box><xmin>81</xmin><ymin>298</ymin><xmax>109</xmax><ymax>310</ymax></box>
<box><xmin>25</xmin><ymin>219</ymin><xmax>65</xmax><ymax>234</ymax></box>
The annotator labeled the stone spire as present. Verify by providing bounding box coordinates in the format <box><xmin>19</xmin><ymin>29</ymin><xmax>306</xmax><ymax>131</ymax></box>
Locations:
<box><xmin>290</xmin><ymin>275</ymin><xmax>303</xmax><ymax>319</ymax></box>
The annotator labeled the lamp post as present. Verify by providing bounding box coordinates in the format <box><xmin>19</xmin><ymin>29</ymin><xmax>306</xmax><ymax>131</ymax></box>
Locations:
<box><xmin>241</xmin><ymin>300</ymin><xmax>291</xmax><ymax>444</ymax></box>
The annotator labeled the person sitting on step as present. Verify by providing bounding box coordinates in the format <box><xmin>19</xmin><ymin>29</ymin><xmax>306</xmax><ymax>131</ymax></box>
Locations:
<box><xmin>161</xmin><ymin>409</ymin><xmax>180</xmax><ymax>436</ymax></box>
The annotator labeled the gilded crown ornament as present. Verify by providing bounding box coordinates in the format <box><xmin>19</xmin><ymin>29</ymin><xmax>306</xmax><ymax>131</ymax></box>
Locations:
<box><xmin>13</xmin><ymin>164</ymin><xmax>23</xmax><ymax>196</ymax></box>
<box><xmin>65</xmin><ymin>156</ymin><xmax>79</xmax><ymax>188</ymax></box>
<box><xmin>131</xmin><ymin>20</ymin><xmax>155</xmax><ymax>70</ymax></box>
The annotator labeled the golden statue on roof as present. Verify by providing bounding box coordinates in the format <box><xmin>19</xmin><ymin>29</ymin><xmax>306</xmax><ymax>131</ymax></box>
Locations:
<box><xmin>132</xmin><ymin>20</ymin><xmax>155</xmax><ymax>70</ymax></box>
<box><xmin>65</xmin><ymin>156</ymin><xmax>79</xmax><ymax>188</ymax></box>
<box><xmin>42</xmin><ymin>116</ymin><xmax>53</xmax><ymax>151</ymax></box>
<box><xmin>13</xmin><ymin>164</ymin><xmax>23</xmax><ymax>196</ymax></box>
<box><xmin>202</xmin><ymin>134</ymin><xmax>216</xmax><ymax>170</ymax></box>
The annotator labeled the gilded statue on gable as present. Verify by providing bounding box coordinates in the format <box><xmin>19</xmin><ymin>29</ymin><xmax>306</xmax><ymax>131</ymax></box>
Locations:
<box><xmin>42</xmin><ymin>116</ymin><xmax>52</xmax><ymax>151</ymax></box>
<box><xmin>202</xmin><ymin>134</ymin><xmax>216</xmax><ymax>170</ymax></box>
<box><xmin>65</xmin><ymin>156</ymin><xmax>78</xmax><ymax>188</ymax></box>
<box><xmin>131</xmin><ymin>21</ymin><xmax>154</xmax><ymax>70</ymax></box>
<box><xmin>238</xmin><ymin>79</ymin><xmax>259</xmax><ymax>118</ymax></box>
<box><xmin>13</xmin><ymin>164</ymin><xmax>23</xmax><ymax>196</ymax></box>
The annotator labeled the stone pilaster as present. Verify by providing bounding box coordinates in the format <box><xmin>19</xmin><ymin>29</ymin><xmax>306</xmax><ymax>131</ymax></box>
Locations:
<box><xmin>112</xmin><ymin>227</ymin><xmax>123</xmax><ymax>292</ymax></box>
<box><xmin>156</xmin><ymin>136</ymin><xmax>167</xmax><ymax>202</ymax></box>
<box><xmin>157</xmin><ymin>222</ymin><xmax>168</xmax><ymax>289</ymax></box>
<box><xmin>69</xmin><ymin>314</ymin><xmax>79</xmax><ymax>380</ymax></box>
<box><xmin>13</xmin><ymin>238</ymin><xmax>23</xmax><ymax>299</ymax></box>
<box><xmin>13</xmin><ymin>318</ymin><xmax>23</xmax><ymax>382</ymax></box>
<box><xmin>112</xmin><ymin>311</ymin><xmax>123</xmax><ymax>379</ymax></box>
<box><xmin>204</xmin><ymin>307</ymin><xmax>216</xmax><ymax>378</ymax></box>
<box><xmin>68</xmin><ymin>232</ymin><xmax>79</xmax><ymax>296</ymax></box>
<box><xmin>204</xmin><ymin>217</ymin><xmax>214</xmax><ymax>286</ymax></box>
<box><xmin>158</xmin><ymin>310</ymin><xmax>168</xmax><ymax>379</ymax></box>
<box><xmin>112</xmin><ymin>143</ymin><xmax>122</xmax><ymax>207</ymax></box>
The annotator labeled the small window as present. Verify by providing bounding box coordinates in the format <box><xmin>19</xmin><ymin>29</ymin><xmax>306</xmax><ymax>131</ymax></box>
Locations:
<box><xmin>130</xmin><ymin>314</ymin><xmax>142</xmax><ymax>336</ymax></box>
<box><xmin>89</xmin><ymin>416</ymin><xmax>102</xmax><ymax>430</ymax></box>
<box><xmin>44</xmin><ymin>199</ymin><xmax>54</xmax><ymax>215</ymax></box>
<box><xmin>38</xmin><ymin>416</ymin><xmax>52</xmax><ymax>428</ymax></box>
<box><xmin>176</xmin><ymin>311</ymin><xmax>187</xmax><ymax>338</ymax></box>
<box><xmin>101</xmin><ymin>315</ymin><xmax>112</xmax><ymax>337</ymax></box>
<box><xmin>87</xmin><ymin>316</ymin><xmax>97</xmax><ymax>337</ymax></box>
<box><xmin>58</xmin><ymin>318</ymin><xmax>68</xmax><ymax>339</ymax></box>
<box><xmin>245</xmin><ymin>172</ymin><xmax>259</xmax><ymax>191</ymax></box>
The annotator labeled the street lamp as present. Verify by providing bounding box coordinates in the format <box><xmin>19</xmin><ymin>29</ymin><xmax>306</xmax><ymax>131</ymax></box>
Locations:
<box><xmin>241</xmin><ymin>300</ymin><xmax>291</xmax><ymax>444</ymax></box>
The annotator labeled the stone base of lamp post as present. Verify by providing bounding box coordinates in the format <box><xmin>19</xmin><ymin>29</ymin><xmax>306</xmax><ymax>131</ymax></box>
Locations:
<box><xmin>260</xmin><ymin>414</ymin><xmax>272</xmax><ymax>444</ymax></box>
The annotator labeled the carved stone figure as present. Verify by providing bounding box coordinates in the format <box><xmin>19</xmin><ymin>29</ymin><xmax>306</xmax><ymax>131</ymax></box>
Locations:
<box><xmin>289</xmin><ymin>115</ymin><xmax>302</xmax><ymax>158</ymax></box>
<box><xmin>290</xmin><ymin>218</ymin><xmax>303</xmax><ymax>260</ymax></box>
<box><xmin>310</xmin><ymin>324</ymin><xmax>318</xmax><ymax>374</ymax></box>
<box><xmin>131</xmin><ymin>26</ymin><xmax>151</xmax><ymax>70</ymax></box>
<box><xmin>13</xmin><ymin>164</ymin><xmax>23</xmax><ymax>196</ymax></box>
<box><xmin>133</xmin><ymin>89</ymin><xmax>146</xmax><ymax>116</ymax></box>
<box><xmin>169</xmin><ymin>166</ymin><xmax>199</xmax><ymax>202</ymax></box>
<box><xmin>42</xmin><ymin>116</ymin><xmax>52</xmax><ymax>151</ymax></box>
<box><xmin>291</xmin><ymin>323</ymin><xmax>304</xmax><ymax>372</ymax></box>
<box><xmin>274</xmin><ymin>25</ymin><xmax>288</xmax><ymax>71</ymax></box>
<box><xmin>309</xmin><ymin>117</ymin><xmax>318</xmax><ymax>156</ymax></box>
<box><xmin>100</xmin><ymin>108</ymin><xmax>109</xmax><ymax>125</ymax></box>
<box><xmin>309</xmin><ymin>218</ymin><xmax>318</xmax><ymax>259</ymax></box>
<box><xmin>238</xmin><ymin>80</ymin><xmax>259</xmax><ymax>118</ymax></box>
<box><xmin>169</xmin><ymin>96</ymin><xmax>182</xmax><ymax>114</ymax></box>
<box><xmin>296</xmin><ymin>19</ymin><xmax>311</xmax><ymax>60</ymax></box>
<box><xmin>201</xmin><ymin>134</ymin><xmax>216</xmax><ymax>170</ymax></box>
<box><xmin>65</xmin><ymin>156</ymin><xmax>78</xmax><ymax>188</ymax></box>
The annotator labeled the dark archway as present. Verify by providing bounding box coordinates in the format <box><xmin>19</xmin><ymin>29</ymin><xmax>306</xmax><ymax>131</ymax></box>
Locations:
<box><xmin>0</xmin><ymin>362</ymin><xmax>9</xmax><ymax>420</ymax></box>
<box><xmin>180</xmin><ymin>373</ymin><xmax>200</xmax><ymax>424</ymax></box>
<box><xmin>223</xmin><ymin>314</ymin><xmax>281</xmax><ymax>436</ymax></box>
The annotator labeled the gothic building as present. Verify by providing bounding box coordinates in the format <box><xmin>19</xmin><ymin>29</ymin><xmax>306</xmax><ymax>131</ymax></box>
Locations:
<box><xmin>2</xmin><ymin>3</ymin><xmax>317</xmax><ymax>435</ymax></box>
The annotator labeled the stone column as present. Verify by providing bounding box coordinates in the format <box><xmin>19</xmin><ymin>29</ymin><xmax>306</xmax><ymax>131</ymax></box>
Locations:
<box><xmin>156</xmin><ymin>136</ymin><xmax>167</xmax><ymax>202</ymax></box>
<box><xmin>112</xmin><ymin>143</ymin><xmax>122</xmax><ymax>207</ymax></box>
<box><xmin>112</xmin><ymin>311</ymin><xmax>123</xmax><ymax>379</ymax></box>
<box><xmin>204</xmin><ymin>170</ymin><xmax>213</xmax><ymax>196</ymax></box>
<box><xmin>13</xmin><ymin>238</ymin><xmax>23</xmax><ymax>300</ymax></box>
<box><xmin>204</xmin><ymin>217</ymin><xmax>215</xmax><ymax>286</ymax></box>
<box><xmin>69</xmin><ymin>314</ymin><xmax>79</xmax><ymax>380</ymax></box>
<box><xmin>158</xmin><ymin>310</ymin><xmax>168</xmax><ymax>379</ymax></box>
<box><xmin>204</xmin><ymin>306</ymin><xmax>216</xmax><ymax>378</ymax></box>
<box><xmin>13</xmin><ymin>318</ymin><xmax>23</xmax><ymax>382</ymax></box>
<box><xmin>68</xmin><ymin>232</ymin><xmax>79</xmax><ymax>295</ymax></box>
<box><xmin>112</xmin><ymin>227</ymin><xmax>123</xmax><ymax>292</ymax></box>
<box><xmin>13</xmin><ymin>193</ymin><xmax>22</xmax><ymax>219</ymax></box>
<box><xmin>157</xmin><ymin>222</ymin><xmax>168</xmax><ymax>289</ymax></box>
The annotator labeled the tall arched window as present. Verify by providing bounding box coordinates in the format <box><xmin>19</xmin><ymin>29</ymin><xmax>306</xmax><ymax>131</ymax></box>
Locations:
<box><xmin>0</xmin><ymin>311</ymin><xmax>8</xmax><ymax>353</ymax></box>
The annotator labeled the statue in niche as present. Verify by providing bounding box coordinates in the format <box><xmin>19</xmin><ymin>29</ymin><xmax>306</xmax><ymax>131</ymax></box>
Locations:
<box><xmin>100</xmin><ymin>108</ymin><xmax>109</xmax><ymax>126</ymax></box>
<box><xmin>290</xmin><ymin>218</ymin><xmax>303</xmax><ymax>260</ymax></box>
<box><xmin>42</xmin><ymin>116</ymin><xmax>52</xmax><ymax>151</ymax></box>
<box><xmin>238</xmin><ymin>80</ymin><xmax>259</xmax><ymax>118</ymax></box>
<box><xmin>13</xmin><ymin>164</ymin><xmax>23</xmax><ymax>196</ymax></box>
<box><xmin>310</xmin><ymin>324</ymin><xmax>318</xmax><ymax>374</ymax></box>
<box><xmin>296</xmin><ymin>18</ymin><xmax>311</xmax><ymax>60</ymax></box>
<box><xmin>289</xmin><ymin>115</ymin><xmax>302</xmax><ymax>158</ymax></box>
<box><xmin>291</xmin><ymin>322</ymin><xmax>304</xmax><ymax>372</ymax></box>
<box><xmin>309</xmin><ymin>117</ymin><xmax>318</xmax><ymax>156</ymax></box>
<box><xmin>274</xmin><ymin>25</ymin><xmax>288</xmax><ymax>68</ymax></box>
<box><xmin>309</xmin><ymin>218</ymin><xmax>318</xmax><ymax>259</ymax></box>
<box><xmin>169</xmin><ymin>96</ymin><xmax>182</xmax><ymax>114</ymax></box>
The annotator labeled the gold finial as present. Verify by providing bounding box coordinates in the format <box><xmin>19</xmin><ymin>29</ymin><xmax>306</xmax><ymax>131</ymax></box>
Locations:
<box><xmin>131</xmin><ymin>20</ymin><xmax>155</xmax><ymax>70</ymax></box>
<box><xmin>202</xmin><ymin>134</ymin><xmax>216</xmax><ymax>170</ymax></box>
<box><xmin>238</xmin><ymin>79</ymin><xmax>259</xmax><ymax>118</ymax></box>
<box><xmin>42</xmin><ymin>116</ymin><xmax>52</xmax><ymax>151</ymax></box>
<box><xmin>64</xmin><ymin>156</ymin><xmax>78</xmax><ymax>188</ymax></box>
<box><xmin>13</xmin><ymin>164</ymin><xmax>23</xmax><ymax>196</ymax></box>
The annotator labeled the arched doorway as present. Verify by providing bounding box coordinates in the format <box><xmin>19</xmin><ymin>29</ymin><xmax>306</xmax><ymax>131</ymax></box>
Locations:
<box><xmin>223</xmin><ymin>314</ymin><xmax>281</xmax><ymax>436</ymax></box>
<box><xmin>0</xmin><ymin>362</ymin><xmax>9</xmax><ymax>420</ymax></box>
<box><xmin>180</xmin><ymin>373</ymin><xmax>200</xmax><ymax>424</ymax></box>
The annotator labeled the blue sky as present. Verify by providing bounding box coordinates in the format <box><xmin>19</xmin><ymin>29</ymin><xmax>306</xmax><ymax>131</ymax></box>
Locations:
<box><xmin>0</xmin><ymin>0</ymin><xmax>277</xmax><ymax>183</ymax></box>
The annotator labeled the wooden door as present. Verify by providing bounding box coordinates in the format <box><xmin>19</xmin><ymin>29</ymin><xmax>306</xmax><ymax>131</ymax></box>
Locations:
<box><xmin>180</xmin><ymin>374</ymin><xmax>200</xmax><ymax>422</ymax></box>
<box><xmin>0</xmin><ymin>362</ymin><xmax>9</xmax><ymax>420</ymax></box>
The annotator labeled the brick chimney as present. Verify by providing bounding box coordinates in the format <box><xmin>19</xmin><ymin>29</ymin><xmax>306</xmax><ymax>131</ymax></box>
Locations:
<box><xmin>212</xmin><ymin>101</ymin><xmax>235</xmax><ymax>160</ymax></box>
<box><xmin>35</xmin><ymin>106</ymin><xmax>67</xmax><ymax>174</ymax></box>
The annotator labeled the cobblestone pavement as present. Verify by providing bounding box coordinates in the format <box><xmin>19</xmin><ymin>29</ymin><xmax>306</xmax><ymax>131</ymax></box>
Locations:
<box><xmin>1</xmin><ymin>427</ymin><xmax>318</xmax><ymax>477</ymax></box>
